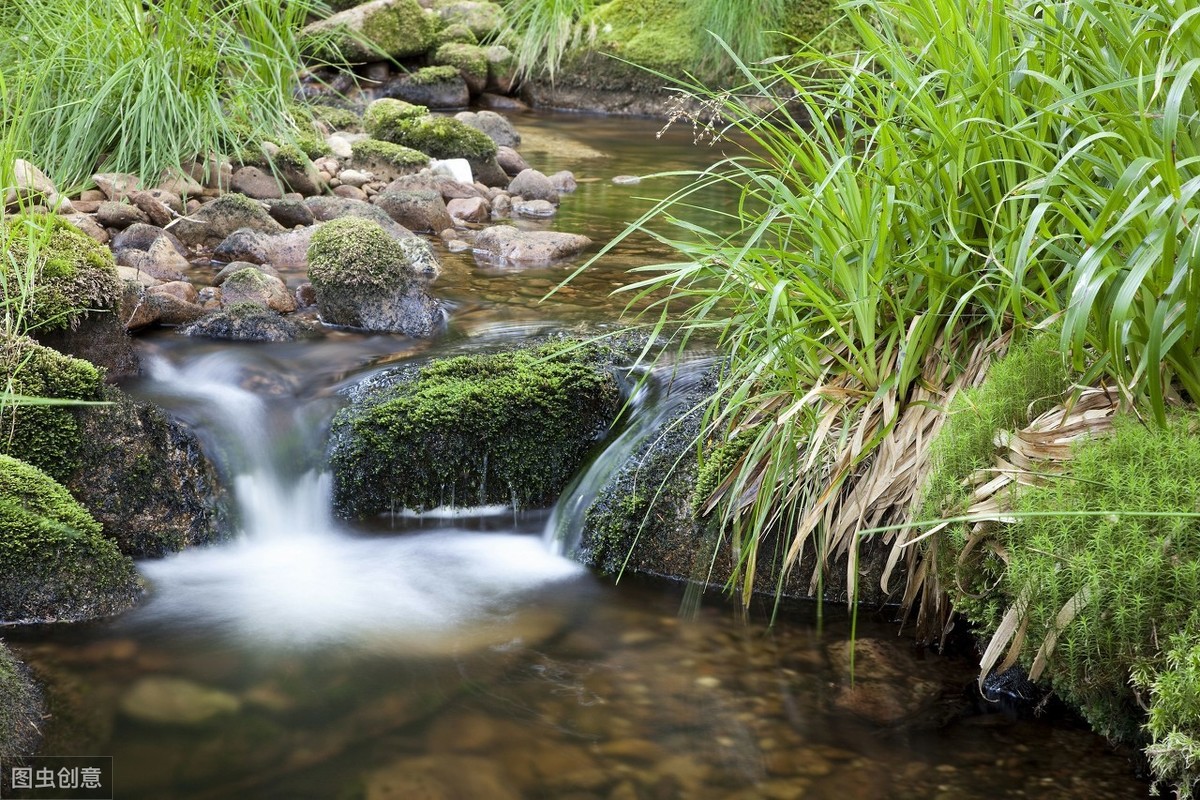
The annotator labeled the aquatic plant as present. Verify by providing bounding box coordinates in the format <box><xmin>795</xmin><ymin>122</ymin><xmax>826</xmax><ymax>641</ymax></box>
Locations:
<box><xmin>0</xmin><ymin>0</ymin><xmax>332</xmax><ymax>190</ymax></box>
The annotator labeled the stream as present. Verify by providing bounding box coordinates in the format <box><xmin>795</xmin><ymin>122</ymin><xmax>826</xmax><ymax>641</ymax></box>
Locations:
<box><xmin>6</xmin><ymin>114</ymin><xmax>1147</xmax><ymax>799</ymax></box>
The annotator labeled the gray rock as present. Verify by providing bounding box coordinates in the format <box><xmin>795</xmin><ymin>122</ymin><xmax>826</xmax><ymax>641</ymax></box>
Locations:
<box><xmin>507</xmin><ymin>168</ymin><xmax>559</xmax><ymax>205</ymax></box>
<box><xmin>96</xmin><ymin>201</ymin><xmax>149</xmax><ymax>229</ymax></box>
<box><xmin>495</xmin><ymin>146</ymin><xmax>530</xmax><ymax>177</ymax></box>
<box><xmin>231</xmin><ymin>166</ymin><xmax>283</xmax><ymax>200</ymax></box>
<box><xmin>264</xmin><ymin>198</ymin><xmax>315</xmax><ymax>228</ymax></box>
<box><xmin>379</xmin><ymin>69</ymin><xmax>470</xmax><ymax>110</ymax></box>
<box><xmin>118</xmin><ymin>267</ymin><xmax>161</xmax><ymax>288</ymax></box>
<box><xmin>455</xmin><ymin>110</ymin><xmax>520</xmax><ymax>148</ymax></box>
<box><xmin>92</xmin><ymin>172</ymin><xmax>140</xmax><ymax>201</ymax></box>
<box><xmin>473</xmin><ymin>225</ymin><xmax>590</xmax><ymax>265</ymax></box>
<box><xmin>167</xmin><ymin>194</ymin><xmax>284</xmax><ymax>250</ymax></box>
<box><xmin>182</xmin><ymin>303</ymin><xmax>309</xmax><ymax>342</ymax></box>
<box><xmin>111</xmin><ymin>223</ymin><xmax>187</xmax><ymax>256</ymax></box>
<box><xmin>212</xmin><ymin>226</ymin><xmax>315</xmax><ymax>270</ymax></box>
<box><xmin>514</xmin><ymin>199</ymin><xmax>556</xmax><ymax>218</ymax></box>
<box><xmin>373</xmin><ymin>190</ymin><xmax>453</xmax><ymax>233</ymax></box>
<box><xmin>484</xmin><ymin>45</ymin><xmax>518</xmax><ymax>94</ymax></box>
<box><xmin>63</xmin><ymin>213</ymin><xmax>109</xmax><ymax>244</ymax></box>
<box><xmin>549</xmin><ymin>170</ymin><xmax>577</xmax><ymax>194</ymax></box>
<box><xmin>219</xmin><ymin>267</ymin><xmax>297</xmax><ymax>313</ymax></box>
<box><xmin>307</xmin><ymin>217</ymin><xmax>444</xmax><ymax>336</ymax></box>
<box><xmin>304</xmin><ymin>196</ymin><xmax>414</xmax><ymax>241</ymax></box>
<box><xmin>115</xmin><ymin>237</ymin><xmax>190</xmax><ymax>282</ymax></box>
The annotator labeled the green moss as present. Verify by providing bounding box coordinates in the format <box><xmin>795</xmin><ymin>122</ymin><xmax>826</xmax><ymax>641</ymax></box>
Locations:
<box><xmin>222</xmin><ymin>268</ymin><xmax>272</xmax><ymax>295</ymax></box>
<box><xmin>310</xmin><ymin>105</ymin><xmax>364</xmax><ymax>133</ymax></box>
<box><xmin>0</xmin><ymin>214</ymin><xmax>122</xmax><ymax>333</ymax></box>
<box><xmin>408</xmin><ymin>65</ymin><xmax>461</xmax><ymax>86</ymax></box>
<box><xmin>360</xmin><ymin>0</ymin><xmax>440</xmax><ymax>58</ymax></box>
<box><xmin>434</xmin><ymin>0</ymin><xmax>505</xmax><ymax>40</ymax></box>
<box><xmin>0</xmin><ymin>454</ymin><xmax>140</xmax><ymax>623</ymax></box>
<box><xmin>363</xmin><ymin>98</ymin><xmax>430</xmax><ymax>142</ymax></box>
<box><xmin>270</xmin><ymin>143</ymin><xmax>311</xmax><ymax>173</ymax></box>
<box><xmin>329</xmin><ymin>342</ymin><xmax>623</xmax><ymax>518</ymax></box>
<box><xmin>308</xmin><ymin>217</ymin><xmax>428</xmax><ymax>292</ymax></box>
<box><xmin>433</xmin><ymin>43</ymin><xmax>488</xmax><ymax>85</ymax></box>
<box><xmin>692</xmin><ymin>429</ymin><xmax>756</xmax><ymax>516</ymax></box>
<box><xmin>0</xmin><ymin>335</ymin><xmax>104</xmax><ymax>482</ymax></box>
<box><xmin>350</xmin><ymin>139</ymin><xmax>431</xmax><ymax>172</ymax></box>
<box><xmin>390</xmin><ymin>116</ymin><xmax>497</xmax><ymax>161</ymax></box>
<box><xmin>437</xmin><ymin>22</ymin><xmax>479</xmax><ymax>46</ymax></box>
<box><xmin>0</xmin><ymin>642</ymin><xmax>41</xmax><ymax>757</ymax></box>
<box><xmin>586</xmin><ymin>0</ymin><xmax>700</xmax><ymax>75</ymax></box>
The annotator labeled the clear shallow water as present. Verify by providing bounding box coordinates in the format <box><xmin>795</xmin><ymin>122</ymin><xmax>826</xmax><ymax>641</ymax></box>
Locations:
<box><xmin>5</xmin><ymin>114</ymin><xmax>1148</xmax><ymax>798</ymax></box>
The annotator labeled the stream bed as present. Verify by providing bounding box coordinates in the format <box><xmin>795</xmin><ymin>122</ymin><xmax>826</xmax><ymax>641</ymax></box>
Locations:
<box><xmin>6</xmin><ymin>113</ymin><xmax>1148</xmax><ymax>798</ymax></box>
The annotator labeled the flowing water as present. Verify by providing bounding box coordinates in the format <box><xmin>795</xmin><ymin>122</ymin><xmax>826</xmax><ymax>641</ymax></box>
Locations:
<box><xmin>5</xmin><ymin>114</ymin><xmax>1147</xmax><ymax>799</ymax></box>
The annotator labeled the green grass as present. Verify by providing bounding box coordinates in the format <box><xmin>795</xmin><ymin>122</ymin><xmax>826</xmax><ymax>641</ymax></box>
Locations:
<box><xmin>0</xmin><ymin>0</ymin><xmax>333</xmax><ymax>190</ymax></box>
<box><xmin>502</xmin><ymin>0</ymin><xmax>595</xmax><ymax>82</ymax></box>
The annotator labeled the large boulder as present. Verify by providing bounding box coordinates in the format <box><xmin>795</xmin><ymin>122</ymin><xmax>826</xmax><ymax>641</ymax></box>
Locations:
<box><xmin>0</xmin><ymin>454</ymin><xmax>141</xmax><ymax>624</ymax></box>
<box><xmin>301</xmin><ymin>0</ymin><xmax>439</xmax><ymax>63</ymax></box>
<box><xmin>0</xmin><ymin>642</ymin><xmax>43</xmax><ymax>758</ymax></box>
<box><xmin>212</xmin><ymin>227</ymin><xmax>316</xmax><ymax>270</ymax></box>
<box><xmin>328</xmin><ymin>341</ymin><xmax>623</xmax><ymax>519</ymax></box>
<box><xmin>455</xmin><ymin>110</ymin><xmax>520</xmax><ymax>148</ymax></box>
<box><xmin>307</xmin><ymin>217</ymin><xmax>444</xmax><ymax>335</ymax></box>
<box><xmin>472</xmin><ymin>225</ymin><xmax>590</xmax><ymax>265</ymax></box>
<box><xmin>166</xmin><ymin>193</ymin><xmax>285</xmax><ymax>250</ymax></box>
<box><xmin>66</xmin><ymin>388</ymin><xmax>232</xmax><ymax>558</ymax></box>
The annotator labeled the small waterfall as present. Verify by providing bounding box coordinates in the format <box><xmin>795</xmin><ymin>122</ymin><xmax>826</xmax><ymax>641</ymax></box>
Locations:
<box><xmin>127</xmin><ymin>347</ymin><xmax>583</xmax><ymax>653</ymax></box>
<box><xmin>545</xmin><ymin>355</ymin><xmax>715</xmax><ymax>558</ymax></box>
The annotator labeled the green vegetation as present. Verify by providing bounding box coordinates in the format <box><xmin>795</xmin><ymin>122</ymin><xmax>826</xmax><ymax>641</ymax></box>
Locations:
<box><xmin>0</xmin><ymin>453</ymin><xmax>139</xmax><ymax>623</ymax></box>
<box><xmin>363</xmin><ymin>99</ymin><xmax>431</xmax><ymax>142</ymax></box>
<box><xmin>329</xmin><ymin>343</ymin><xmax>622</xmax><ymax>518</ymax></box>
<box><xmin>305</xmin><ymin>0</ymin><xmax>439</xmax><ymax>63</ymax></box>
<box><xmin>0</xmin><ymin>214</ymin><xmax>121</xmax><ymax>333</ymax></box>
<box><xmin>0</xmin><ymin>336</ymin><xmax>104</xmax><ymax>482</ymax></box>
<box><xmin>308</xmin><ymin>104</ymin><xmax>364</xmax><ymax>134</ymax></box>
<box><xmin>389</xmin><ymin>117</ymin><xmax>498</xmax><ymax>161</ymax></box>
<box><xmin>433</xmin><ymin>43</ymin><xmax>489</xmax><ymax>87</ymax></box>
<box><xmin>0</xmin><ymin>0</ymin><xmax>330</xmax><ymax>190</ymax></box>
<box><xmin>0</xmin><ymin>642</ymin><xmax>41</xmax><ymax>757</ymax></box>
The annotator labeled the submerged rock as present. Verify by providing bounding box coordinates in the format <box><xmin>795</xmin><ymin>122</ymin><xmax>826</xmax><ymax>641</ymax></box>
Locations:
<box><xmin>0</xmin><ymin>454</ymin><xmax>141</xmax><ymax>624</ymax></box>
<box><xmin>364</xmin><ymin>755</ymin><xmax>520</xmax><ymax>800</ymax></box>
<box><xmin>307</xmin><ymin>217</ymin><xmax>443</xmax><ymax>335</ymax></box>
<box><xmin>0</xmin><ymin>642</ymin><xmax>43</xmax><ymax>757</ymax></box>
<box><xmin>120</xmin><ymin>677</ymin><xmax>241</xmax><ymax>726</ymax></box>
<box><xmin>328</xmin><ymin>340</ymin><xmax>624</xmax><ymax>518</ymax></box>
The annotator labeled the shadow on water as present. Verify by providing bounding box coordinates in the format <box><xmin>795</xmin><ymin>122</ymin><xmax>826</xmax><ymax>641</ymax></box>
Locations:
<box><xmin>4</xmin><ymin>113</ymin><xmax>1148</xmax><ymax>800</ymax></box>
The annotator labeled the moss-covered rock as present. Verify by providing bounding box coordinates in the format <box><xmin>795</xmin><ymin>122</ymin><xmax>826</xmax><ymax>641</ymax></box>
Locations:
<box><xmin>307</xmin><ymin>217</ymin><xmax>443</xmax><ymax>336</ymax></box>
<box><xmin>301</xmin><ymin>0</ymin><xmax>440</xmax><ymax>63</ymax></box>
<box><xmin>328</xmin><ymin>341</ymin><xmax>624</xmax><ymax>518</ymax></box>
<box><xmin>387</xmin><ymin>116</ymin><xmax>498</xmax><ymax>161</ymax></box>
<box><xmin>0</xmin><ymin>454</ymin><xmax>140</xmax><ymax>624</ymax></box>
<box><xmin>436</xmin><ymin>22</ymin><xmax>479</xmax><ymax>46</ymax></box>
<box><xmin>181</xmin><ymin>302</ymin><xmax>311</xmax><ymax>343</ymax></box>
<box><xmin>0</xmin><ymin>335</ymin><xmax>104</xmax><ymax>482</ymax></box>
<box><xmin>310</xmin><ymin>105</ymin><xmax>365</xmax><ymax>134</ymax></box>
<box><xmin>0</xmin><ymin>213</ymin><xmax>122</xmax><ymax>333</ymax></box>
<box><xmin>433</xmin><ymin>0</ymin><xmax>505</xmax><ymax>41</ymax></box>
<box><xmin>66</xmin><ymin>387</ymin><xmax>232</xmax><ymax>558</ymax></box>
<box><xmin>350</xmin><ymin>139</ymin><xmax>432</xmax><ymax>183</ymax></box>
<box><xmin>379</xmin><ymin>66</ymin><xmax>470</xmax><ymax>110</ymax></box>
<box><xmin>0</xmin><ymin>642</ymin><xmax>42</xmax><ymax>758</ymax></box>
<box><xmin>433</xmin><ymin>43</ymin><xmax>489</xmax><ymax>95</ymax></box>
<box><xmin>364</xmin><ymin>99</ymin><xmax>430</xmax><ymax>142</ymax></box>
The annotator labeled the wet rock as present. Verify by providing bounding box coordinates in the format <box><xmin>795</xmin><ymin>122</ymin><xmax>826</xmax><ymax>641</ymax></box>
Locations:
<box><xmin>301</xmin><ymin>0</ymin><xmax>438</xmax><ymax>63</ymax></box>
<box><xmin>167</xmin><ymin>193</ymin><xmax>285</xmax><ymax>250</ymax></box>
<box><xmin>826</xmin><ymin>639</ymin><xmax>961</xmax><ymax>727</ymax></box>
<box><xmin>182</xmin><ymin>303</ymin><xmax>309</xmax><ymax>343</ymax></box>
<box><xmin>473</xmin><ymin>224</ymin><xmax>590</xmax><ymax>265</ymax></box>
<box><xmin>515</xmin><ymin>199</ymin><xmax>556</xmax><ymax>218</ymax></box>
<box><xmin>265</xmin><ymin>198</ymin><xmax>315</xmax><ymax>229</ymax></box>
<box><xmin>379</xmin><ymin>66</ymin><xmax>470</xmax><ymax>110</ymax></box>
<box><xmin>446</xmin><ymin>239</ymin><xmax>470</xmax><ymax>253</ymax></box>
<box><xmin>307</xmin><ymin>217</ymin><xmax>443</xmax><ymax>336</ymax></box>
<box><xmin>0</xmin><ymin>642</ymin><xmax>44</xmax><ymax>757</ymax></box>
<box><xmin>491</xmin><ymin>193</ymin><xmax>512</xmax><ymax>216</ymax></box>
<box><xmin>478</xmin><ymin>91</ymin><xmax>528</xmax><ymax>111</ymax></box>
<box><xmin>364</xmin><ymin>755</ymin><xmax>519</xmax><ymax>800</ymax></box>
<box><xmin>213</xmin><ymin>226</ymin><xmax>316</xmax><ymax>270</ymax></box>
<box><xmin>119</xmin><ymin>677</ymin><xmax>240</xmax><ymax>726</ymax></box>
<box><xmin>328</xmin><ymin>340</ymin><xmax>623</xmax><ymax>517</ymax></box>
<box><xmin>295</xmin><ymin>282</ymin><xmax>317</xmax><ymax>308</ymax></box>
<box><xmin>231</xmin><ymin>166</ymin><xmax>284</xmax><ymax>200</ymax></box>
<box><xmin>68</xmin><ymin>387</ymin><xmax>231</xmax><ymax>557</ymax></box>
<box><xmin>114</xmin><ymin>236</ymin><xmax>189</xmax><ymax>282</ymax></box>
<box><xmin>373</xmin><ymin>190</ymin><xmax>453</xmax><ymax>234</ymax></box>
<box><xmin>219</xmin><ymin>267</ymin><xmax>297</xmax><ymax>313</ymax></box>
<box><xmin>507</xmin><ymin>168</ymin><xmax>559</xmax><ymax>204</ymax></box>
<box><xmin>550</xmin><ymin>170</ymin><xmax>578</xmax><ymax>194</ymax></box>
<box><xmin>149</xmin><ymin>292</ymin><xmax>206</xmax><ymax>326</ymax></box>
<box><xmin>0</xmin><ymin>453</ymin><xmax>141</xmax><ymax>624</ymax></box>
<box><xmin>447</xmin><ymin>196</ymin><xmax>490</xmax><ymax>223</ymax></box>
<box><xmin>120</xmin><ymin>283</ymin><xmax>161</xmax><ymax>330</ymax></box>
<box><xmin>455</xmin><ymin>110</ymin><xmax>520</xmax><ymax>149</ymax></box>
<box><xmin>305</xmin><ymin>196</ymin><xmax>415</xmax><ymax>241</ymax></box>
<box><xmin>496</xmin><ymin>146</ymin><xmax>530</xmax><ymax>177</ymax></box>
<box><xmin>96</xmin><ymin>200</ymin><xmax>149</xmax><ymax>229</ymax></box>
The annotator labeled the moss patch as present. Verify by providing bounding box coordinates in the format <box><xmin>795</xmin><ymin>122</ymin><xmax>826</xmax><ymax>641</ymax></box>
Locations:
<box><xmin>310</xmin><ymin>105</ymin><xmax>365</xmax><ymax>133</ymax></box>
<box><xmin>390</xmin><ymin>116</ymin><xmax>498</xmax><ymax>161</ymax></box>
<box><xmin>0</xmin><ymin>335</ymin><xmax>105</xmax><ymax>482</ymax></box>
<box><xmin>433</xmin><ymin>42</ymin><xmax>488</xmax><ymax>86</ymax></box>
<box><xmin>328</xmin><ymin>342</ymin><xmax>623</xmax><ymax>518</ymax></box>
<box><xmin>0</xmin><ymin>454</ymin><xmax>140</xmax><ymax>623</ymax></box>
<box><xmin>0</xmin><ymin>214</ymin><xmax>121</xmax><ymax>333</ymax></box>
<box><xmin>363</xmin><ymin>99</ymin><xmax>430</xmax><ymax>142</ymax></box>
